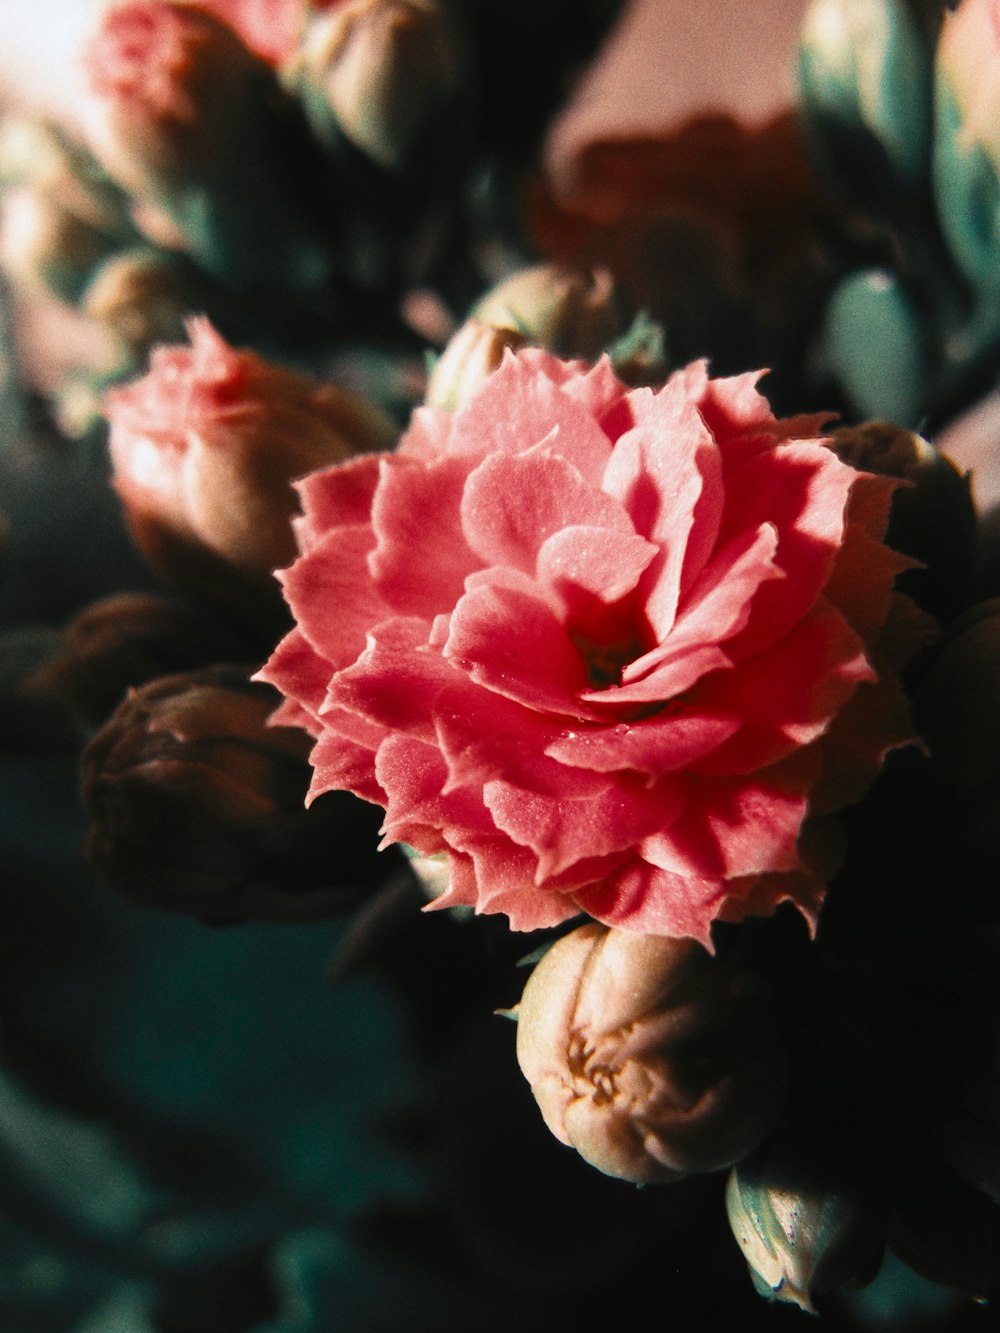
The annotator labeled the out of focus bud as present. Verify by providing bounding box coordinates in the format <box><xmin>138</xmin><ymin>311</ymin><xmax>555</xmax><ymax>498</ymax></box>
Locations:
<box><xmin>0</xmin><ymin>187</ymin><xmax>118</xmax><ymax>304</ymax></box>
<box><xmin>81</xmin><ymin>1</ymin><xmax>336</xmax><ymax>298</ymax></box>
<box><xmin>830</xmin><ymin>420</ymin><xmax>976</xmax><ymax>622</ymax></box>
<box><xmin>427</xmin><ymin>264</ymin><xmax>658</xmax><ymax>410</ymax></box>
<box><xmin>82</xmin><ymin>667</ymin><xmax>387</xmax><ymax>921</ymax></box>
<box><xmin>726</xmin><ymin>1135</ymin><xmax>886</xmax><ymax>1311</ymax></box>
<box><xmin>424</xmin><ymin>321</ymin><xmax>529</xmax><ymax>411</ymax></box>
<box><xmin>104</xmin><ymin>318</ymin><xmax>397</xmax><ymax>629</ymax></box>
<box><xmin>0</xmin><ymin>117</ymin><xmax>131</xmax><ymax>236</ymax></box>
<box><xmin>471</xmin><ymin>264</ymin><xmax>627</xmax><ymax>361</ymax></box>
<box><xmin>798</xmin><ymin>0</ymin><xmax>936</xmax><ymax>203</ymax></box>
<box><xmin>81</xmin><ymin>247</ymin><xmax>215</xmax><ymax>365</ymax></box>
<box><xmin>193</xmin><ymin>0</ymin><xmax>312</xmax><ymax>65</ymax></box>
<box><xmin>515</xmin><ymin>923</ymin><xmax>788</xmax><ymax>1185</ymax></box>
<box><xmin>27</xmin><ymin>592</ymin><xmax>251</xmax><ymax>731</ymax></box>
<box><xmin>288</xmin><ymin>0</ymin><xmax>465</xmax><ymax>171</ymax></box>
<box><xmin>823</xmin><ymin>267</ymin><xmax>927</xmax><ymax>425</ymax></box>
<box><xmin>935</xmin><ymin>0</ymin><xmax>1000</xmax><ymax>298</ymax></box>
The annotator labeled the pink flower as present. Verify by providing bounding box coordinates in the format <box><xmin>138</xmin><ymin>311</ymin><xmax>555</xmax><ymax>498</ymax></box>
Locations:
<box><xmin>259</xmin><ymin>350</ymin><xmax>920</xmax><ymax>943</ymax></box>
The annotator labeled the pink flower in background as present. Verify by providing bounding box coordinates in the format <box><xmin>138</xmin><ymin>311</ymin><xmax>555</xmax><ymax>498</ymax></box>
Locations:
<box><xmin>260</xmin><ymin>349</ymin><xmax>919</xmax><ymax>943</ymax></box>
<box><xmin>104</xmin><ymin>317</ymin><xmax>396</xmax><ymax>603</ymax></box>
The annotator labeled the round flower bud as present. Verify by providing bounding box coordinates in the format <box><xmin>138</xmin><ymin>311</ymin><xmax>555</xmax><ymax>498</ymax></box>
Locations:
<box><xmin>471</xmin><ymin>264</ymin><xmax>628</xmax><ymax>363</ymax></box>
<box><xmin>81</xmin><ymin>667</ymin><xmax>387</xmax><ymax>921</ymax></box>
<box><xmin>81</xmin><ymin>1</ymin><xmax>336</xmax><ymax>297</ymax></box>
<box><xmin>935</xmin><ymin>0</ymin><xmax>1000</xmax><ymax>298</ymax></box>
<box><xmin>0</xmin><ymin>186</ymin><xmax>118</xmax><ymax>304</ymax></box>
<box><xmin>798</xmin><ymin>0</ymin><xmax>936</xmax><ymax>201</ymax></box>
<box><xmin>424</xmin><ymin>320</ymin><xmax>530</xmax><ymax>411</ymax></box>
<box><xmin>288</xmin><ymin>0</ymin><xmax>465</xmax><ymax>171</ymax></box>
<box><xmin>726</xmin><ymin>1136</ymin><xmax>886</xmax><ymax>1311</ymax></box>
<box><xmin>28</xmin><ymin>592</ymin><xmax>252</xmax><ymax>731</ymax></box>
<box><xmin>81</xmin><ymin>248</ymin><xmax>215</xmax><ymax>363</ymax></box>
<box><xmin>515</xmin><ymin>922</ymin><xmax>789</xmax><ymax>1185</ymax></box>
<box><xmin>830</xmin><ymin>420</ymin><xmax>976</xmax><ymax>623</ymax></box>
<box><xmin>103</xmin><ymin>317</ymin><xmax>397</xmax><ymax>629</ymax></box>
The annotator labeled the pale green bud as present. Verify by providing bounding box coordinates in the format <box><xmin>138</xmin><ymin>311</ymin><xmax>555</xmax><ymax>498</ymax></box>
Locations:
<box><xmin>824</xmin><ymin>268</ymin><xmax>927</xmax><ymax>424</ymax></box>
<box><xmin>798</xmin><ymin>0</ymin><xmax>936</xmax><ymax>199</ymax></box>
<box><xmin>727</xmin><ymin>1138</ymin><xmax>885</xmax><ymax>1311</ymax></box>
<box><xmin>288</xmin><ymin>0</ymin><xmax>464</xmax><ymax>170</ymax></box>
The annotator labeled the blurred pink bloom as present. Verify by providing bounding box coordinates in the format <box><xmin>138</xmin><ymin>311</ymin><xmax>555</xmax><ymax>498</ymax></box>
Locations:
<box><xmin>261</xmin><ymin>349</ymin><xmax>919</xmax><ymax>943</ymax></box>
<box><xmin>104</xmin><ymin>317</ymin><xmax>396</xmax><ymax>613</ymax></box>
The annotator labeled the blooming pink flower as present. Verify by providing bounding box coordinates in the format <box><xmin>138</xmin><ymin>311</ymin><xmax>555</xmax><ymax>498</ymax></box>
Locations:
<box><xmin>259</xmin><ymin>350</ymin><xmax>921</xmax><ymax>943</ymax></box>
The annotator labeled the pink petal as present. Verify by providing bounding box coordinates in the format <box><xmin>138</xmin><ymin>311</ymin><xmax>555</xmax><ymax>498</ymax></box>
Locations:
<box><xmin>278</xmin><ymin>524</ymin><xmax>391</xmax><ymax>670</ymax></box>
<box><xmin>572</xmin><ymin>859</ymin><xmax>726</xmax><ymax>947</ymax></box>
<box><xmin>544</xmin><ymin>710</ymin><xmax>742</xmax><ymax>775</ymax></box>
<box><xmin>446</xmin><ymin>351</ymin><xmax>616</xmax><ymax>480</ymax></box>
<box><xmin>691</xmin><ymin>601</ymin><xmax>875</xmax><ymax>776</ymax></box>
<box><xmin>396</xmin><ymin>403</ymin><xmax>453</xmax><ymax>461</ymax></box>
<box><xmin>484</xmin><ymin>770</ymin><xmax>684</xmax><ymax>880</ymax></box>
<box><xmin>323</xmin><ymin>616</ymin><xmax>448</xmax><ymax>741</ymax></box>
<box><xmin>460</xmin><ymin>449</ymin><xmax>635</xmax><ymax>576</ymax></box>
<box><xmin>602</xmin><ymin>381</ymin><xmax>713</xmax><ymax>633</ymax></box>
<box><xmin>641</xmin><ymin>769</ymin><xmax>810</xmax><ymax>881</ymax></box>
<box><xmin>375</xmin><ymin>732</ymin><xmax>495</xmax><ymax>848</ymax></box>
<box><xmin>432</xmin><ymin>680</ymin><xmax>609</xmax><ymax>796</ymax></box>
<box><xmin>580</xmin><ymin>641</ymin><xmax>732</xmax><ymax>707</ymax></box>
<box><xmin>255</xmin><ymin>626</ymin><xmax>331</xmax><ymax>726</ymax></box>
<box><xmin>293</xmin><ymin>454</ymin><xmax>385</xmax><ymax>551</ymax></box>
<box><xmin>536</xmin><ymin>524</ymin><xmax>658</xmax><ymax>609</ymax></box>
<box><xmin>369</xmin><ymin>453</ymin><xmax>480</xmax><ymax>616</ymax></box>
<box><xmin>718</xmin><ymin>441</ymin><xmax>856</xmax><ymax>660</ymax></box>
<box><xmin>621</xmin><ymin>522</ymin><xmax>781</xmax><ymax>684</ymax></box>
<box><xmin>306</xmin><ymin>725</ymin><xmax>384</xmax><ymax>806</ymax></box>
<box><xmin>425</xmin><ymin>834</ymin><xmax>582</xmax><ymax>930</ymax></box>
<box><xmin>445</xmin><ymin>566</ymin><xmax>604</xmax><ymax>720</ymax></box>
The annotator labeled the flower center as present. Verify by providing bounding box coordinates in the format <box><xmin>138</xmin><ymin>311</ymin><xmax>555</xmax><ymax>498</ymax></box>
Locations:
<box><xmin>570</xmin><ymin>629</ymin><xmax>645</xmax><ymax>690</ymax></box>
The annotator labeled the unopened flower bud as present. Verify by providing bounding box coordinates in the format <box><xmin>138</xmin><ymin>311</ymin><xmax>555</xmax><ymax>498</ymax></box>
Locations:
<box><xmin>81</xmin><ymin>666</ymin><xmax>386</xmax><ymax>921</ymax></box>
<box><xmin>81</xmin><ymin>247</ymin><xmax>223</xmax><ymax>363</ymax></box>
<box><xmin>471</xmin><ymin>264</ymin><xmax>628</xmax><ymax>362</ymax></box>
<box><xmin>0</xmin><ymin>116</ymin><xmax>132</xmax><ymax>236</ymax></box>
<box><xmin>28</xmin><ymin>592</ymin><xmax>251</xmax><ymax>730</ymax></box>
<box><xmin>424</xmin><ymin>320</ymin><xmax>529</xmax><ymax>411</ymax></box>
<box><xmin>0</xmin><ymin>186</ymin><xmax>118</xmax><ymax>304</ymax></box>
<box><xmin>289</xmin><ymin>0</ymin><xmax>465</xmax><ymax>171</ymax></box>
<box><xmin>515</xmin><ymin>923</ymin><xmax>788</xmax><ymax>1185</ymax></box>
<box><xmin>726</xmin><ymin>1135</ymin><xmax>886</xmax><ymax>1311</ymax></box>
<box><xmin>830</xmin><ymin>420</ymin><xmax>976</xmax><ymax>623</ymax></box>
<box><xmin>81</xmin><ymin>1</ymin><xmax>336</xmax><ymax>297</ymax></box>
<box><xmin>103</xmin><ymin>318</ymin><xmax>397</xmax><ymax>628</ymax></box>
<box><xmin>935</xmin><ymin>0</ymin><xmax>1000</xmax><ymax>296</ymax></box>
<box><xmin>798</xmin><ymin>0</ymin><xmax>936</xmax><ymax>201</ymax></box>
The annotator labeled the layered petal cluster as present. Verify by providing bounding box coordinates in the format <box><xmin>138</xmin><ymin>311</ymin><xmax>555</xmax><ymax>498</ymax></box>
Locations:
<box><xmin>260</xmin><ymin>349</ymin><xmax>919</xmax><ymax>943</ymax></box>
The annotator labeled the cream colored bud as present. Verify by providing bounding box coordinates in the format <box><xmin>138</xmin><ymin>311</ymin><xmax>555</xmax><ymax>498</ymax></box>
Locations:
<box><xmin>472</xmin><ymin>264</ymin><xmax>626</xmax><ymax>362</ymax></box>
<box><xmin>290</xmin><ymin>0</ymin><xmax>463</xmax><ymax>169</ymax></box>
<box><xmin>82</xmin><ymin>248</ymin><xmax>205</xmax><ymax>356</ymax></box>
<box><xmin>424</xmin><ymin>320</ymin><xmax>528</xmax><ymax>411</ymax></box>
<box><xmin>516</xmin><ymin>923</ymin><xmax>788</xmax><ymax>1185</ymax></box>
<box><xmin>0</xmin><ymin>187</ymin><xmax>116</xmax><ymax>303</ymax></box>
